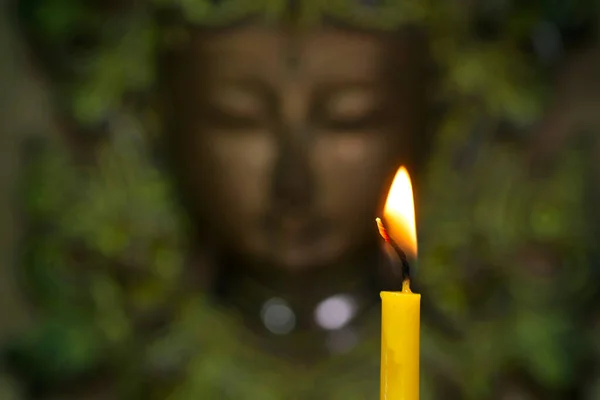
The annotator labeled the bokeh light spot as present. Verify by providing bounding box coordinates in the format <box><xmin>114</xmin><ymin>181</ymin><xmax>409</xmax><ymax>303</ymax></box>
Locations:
<box><xmin>260</xmin><ymin>297</ymin><xmax>296</xmax><ymax>335</ymax></box>
<box><xmin>314</xmin><ymin>294</ymin><xmax>356</xmax><ymax>331</ymax></box>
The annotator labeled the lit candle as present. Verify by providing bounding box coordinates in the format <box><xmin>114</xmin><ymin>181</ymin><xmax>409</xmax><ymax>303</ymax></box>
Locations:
<box><xmin>377</xmin><ymin>166</ymin><xmax>420</xmax><ymax>400</ymax></box>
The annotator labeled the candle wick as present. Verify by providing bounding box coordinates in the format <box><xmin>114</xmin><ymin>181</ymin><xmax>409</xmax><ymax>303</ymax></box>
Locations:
<box><xmin>376</xmin><ymin>217</ymin><xmax>412</xmax><ymax>283</ymax></box>
<box><xmin>396</xmin><ymin>246</ymin><xmax>411</xmax><ymax>283</ymax></box>
<box><xmin>401</xmin><ymin>278</ymin><xmax>412</xmax><ymax>293</ymax></box>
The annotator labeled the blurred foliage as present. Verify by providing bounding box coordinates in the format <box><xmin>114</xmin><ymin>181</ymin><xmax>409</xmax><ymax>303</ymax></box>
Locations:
<box><xmin>5</xmin><ymin>0</ymin><xmax>600</xmax><ymax>398</ymax></box>
<box><xmin>419</xmin><ymin>128</ymin><xmax>594</xmax><ymax>398</ymax></box>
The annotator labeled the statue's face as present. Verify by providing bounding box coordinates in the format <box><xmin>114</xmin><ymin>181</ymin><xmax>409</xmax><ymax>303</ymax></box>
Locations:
<box><xmin>167</xmin><ymin>25</ymin><xmax>424</xmax><ymax>272</ymax></box>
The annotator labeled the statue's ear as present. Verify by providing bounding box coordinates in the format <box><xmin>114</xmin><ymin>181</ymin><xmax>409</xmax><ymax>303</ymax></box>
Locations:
<box><xmin>185</xmin><ymin>245</ymin><xmax>222</xmax><ymax>293</ymax></box>
<box><xmin>528</xmin><ymin>47</ymin><xmax>600</xmax><ymax>176</ymax></box>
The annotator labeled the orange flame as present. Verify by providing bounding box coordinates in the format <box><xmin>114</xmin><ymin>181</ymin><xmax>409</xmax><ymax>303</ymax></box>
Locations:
<box><xmin>378</xmin><ymin>166</ymin><xmax>417</xmax><ymax>259</ymax></box>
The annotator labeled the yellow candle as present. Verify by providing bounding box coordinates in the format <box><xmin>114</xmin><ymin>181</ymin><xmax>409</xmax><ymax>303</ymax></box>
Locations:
<box><xmin>380</xmin><ymin>281</ymin><xmax>420</xmax><ymax>400</ymax></box>
<box><xmin>377</xmin><ymin>166</ymin><xmax>420</xmax><ymax>400</ymax></box>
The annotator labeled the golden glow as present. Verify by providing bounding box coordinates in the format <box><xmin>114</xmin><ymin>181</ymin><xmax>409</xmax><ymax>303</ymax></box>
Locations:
<box><xmin>381</xmin><ymin>166</ymin><xmax>417</xmax><ymax>259</ymax></box>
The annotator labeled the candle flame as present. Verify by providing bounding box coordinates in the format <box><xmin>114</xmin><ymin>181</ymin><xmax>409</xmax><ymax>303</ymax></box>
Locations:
<box><xmin>379</xmin><ymin>166</ymin><xmax>417</xmax><ymax>259</ymax></box>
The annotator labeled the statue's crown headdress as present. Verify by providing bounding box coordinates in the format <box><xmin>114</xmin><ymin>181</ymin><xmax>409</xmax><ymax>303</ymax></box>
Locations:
<box><xmin>19</xmin><ymin>0</ymin><xmax>549</xmax><ymax>128</ymax></box>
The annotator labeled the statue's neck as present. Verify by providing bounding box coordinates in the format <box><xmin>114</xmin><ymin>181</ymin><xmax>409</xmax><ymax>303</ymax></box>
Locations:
<box><xmin>209</xmin><ymin>246</ymin><xmax>383</xmax><ymax>362</ymax></box>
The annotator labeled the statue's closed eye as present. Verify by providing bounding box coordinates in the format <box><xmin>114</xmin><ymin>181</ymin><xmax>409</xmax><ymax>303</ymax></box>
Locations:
<box><xmin>204</xmin><ymin>85</ymin><xmax>266</xmax><ymax>128</ymax></box>
<box><xmin>317</xmin><ymin>87</ymin><xmax>382</xmax><ymax>130</ymax></box>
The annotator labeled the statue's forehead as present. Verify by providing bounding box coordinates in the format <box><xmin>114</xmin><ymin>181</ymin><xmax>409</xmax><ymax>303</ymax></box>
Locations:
<box><xmin>189</xmin><ymin>25</ymin><xmax>389</xmax><ymax>82</ymax></box>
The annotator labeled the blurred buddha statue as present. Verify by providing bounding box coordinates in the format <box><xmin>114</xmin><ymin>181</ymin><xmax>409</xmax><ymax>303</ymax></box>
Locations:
<box><xmin>6</xmin><ymin>8</ymin><xmax>430</xmax><ymax>397</ymax></box>
<box><xmin>161</xmin><ymin>23</ymin><xmax>429</xmax><ymax>361</ymax></box>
